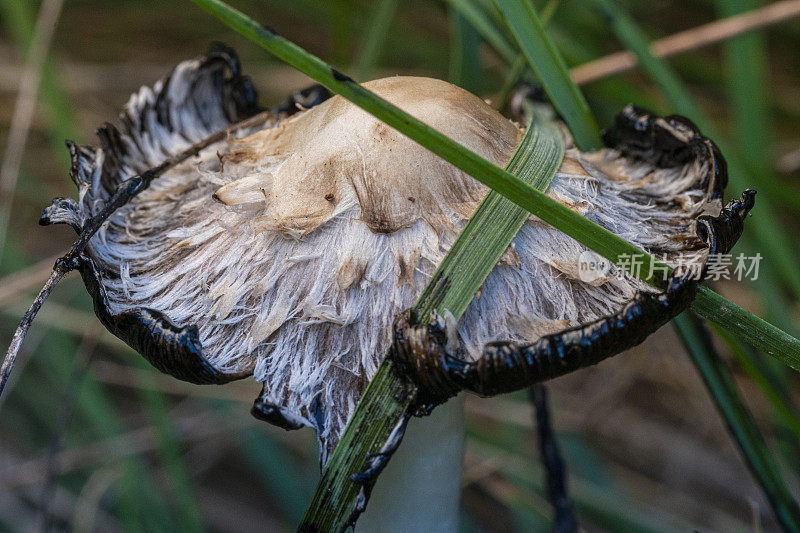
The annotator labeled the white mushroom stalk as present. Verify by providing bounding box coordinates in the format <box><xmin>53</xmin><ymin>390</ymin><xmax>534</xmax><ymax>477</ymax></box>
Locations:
<box><xmin>36</xmin><ymin>47</ymin><xmax>726</xmax><ymax>463</ymax></box>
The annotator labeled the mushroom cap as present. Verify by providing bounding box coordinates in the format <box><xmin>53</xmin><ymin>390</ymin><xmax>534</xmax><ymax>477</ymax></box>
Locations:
<box><xmin>48</xmin><ymin>48</ymin><xmax>723</xmax><ymax>462</ymax></box>
<box><xmin>214</xmin><ymin>76</ymin><xmax>522</xmax><ymax>236</ymax></box>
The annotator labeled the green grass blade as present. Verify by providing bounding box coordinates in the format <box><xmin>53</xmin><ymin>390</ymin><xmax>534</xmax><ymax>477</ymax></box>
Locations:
<box><xmin>713</xmin><ymin>324</ymin><xmax>800</xmax><ymax>442</ymax></box>
<box><xmin>691</xmin><ymin>286</ymin><xmax>800</xmax><ymax>370</ymax></box>
<box><xmin>352</xmin><ymin>0</ymin><xmax>399</xmax><ymax>80</ymax></box>
<box><xmin>711</xmin><ymin>0</ymin><xmax>800</xmax><ymax>338</ymax></box>
<box><xmin>449</xmin><ymin>8</ymin><xmax>484</xmax><ymax>94</ymax></box>
<box><xmin>74</xmin><ymin>362</ymin><xmax>175</xmax><ymax>530</ymax></box>
<box><xmin>445</xmin><ymin>0</ymin><xmax>518</xmax><ymax>65</ymax></box>
<box><xmin>416</xmin><ymin>105</ymin><xmax>564</xmax><ymax>322</ymax></box>
<box><xmin>301</xmin><ymin>362</ymin><xmax>407</xmax><ymax>530</ymax></box>
<box><xmin>237</xmin><ymin>426</ymin><xmax>315</xmax><ymax>525</ymax></box>
<box><xmin>495</xmin><ymin>0</ymin><xmax>560</xmax><ymax>112</ymax></box>
<box><xmin>139</xmin><ymin>378</ymin><xmax>205</xmax><ymax>532</ymax></box>
<box><xmin>299</xmin><ymin>100</ymin><xmax>564</xmax><ymax>531</ymax></box>
<box><xmin>539</xmin><ymin>0</ymin><xmax>562</xmax><ymax>24</ymax></box>
<box><xmin>673</xmin><ymin>312</ymin><xmax>800</xmax><ymax>532</ymax></box>
<box><xmin>0</xmin><ymin>0</ymin><xmax>77</xmax><ymax>166</ymax></box>
<box><xmin>587</xmin><ymin>0</ymin><xmax>700</xmax><ymax>118</ymax></box>
<box><xmin>715</xmin><ymin>0</ymin><xmax>771</xmax><ymax>167</ymax></box>
<box><xmin>493</xmin><ymin>0</ymin><xmax>602</xmax><ymax>150</ymax></box>
<box><xmin>497</xmin><ymin>53</ymin><xmax>529</xmax><ymax>111</ymax></box>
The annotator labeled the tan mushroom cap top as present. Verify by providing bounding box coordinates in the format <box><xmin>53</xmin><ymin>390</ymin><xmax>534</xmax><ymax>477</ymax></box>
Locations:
<box><xmin>214</xmin><ymin>76</ymin><xmax>525</xmax><ymax>236</ymax></box>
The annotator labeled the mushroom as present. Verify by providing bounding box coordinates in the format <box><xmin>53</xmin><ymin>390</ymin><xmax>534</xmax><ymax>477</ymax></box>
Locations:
<box><xmin>36</xmin><ymin>46</ymin><xmax>748</xmax><ymax>468</ymax></box>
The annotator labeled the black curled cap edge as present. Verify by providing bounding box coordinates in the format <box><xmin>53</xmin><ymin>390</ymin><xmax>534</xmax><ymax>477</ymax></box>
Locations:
<box><xmin>39</xmin><ymin>197</ymin><xmax>81</xmax><ymax>231</ymax></box>
<box><xmin>204</xmin><ymin>42</ymin><xmax>262</xmax><ymax>121</ymax></box>
<box><xmin>251</xmin><ymin>383</ymin><xmax>307</xmax><ymax>431</ymax></box>
<box><xmin>55</xmin><ymin>44</ymin><xmax>262</xmax><ymax>197</ymax></box>
<box><xmin>271</xmin><ymin>84</ymin><xmax>333</xmax><ymax>117</ymax></box>
<box><xmin>77</xmin><ymin>255</ymin><xmax>243</xmax><ymax>385</ymax></box>
<box><xmin>508</xmin><ymin>83</ymin><xmax>551</xmax><ymax>124</ymax></box>
<box><xmin>695</xmin><ymin>189</ymin><xmax>756</xmax><ymax>257</ymax></box>
<box><xmin>602</xmin><ymin>105</ymin><xmax>755</xmax><ymax>273</ymax></box>
<box><xmin>42</xmin><ymin>46</ymin><xmax>262</xmax><ymax>385</ymax></box>
<box><xmin>602</xmin><ymin>104</ymin><xmax>727</xmax><ymax>202</ymax></box>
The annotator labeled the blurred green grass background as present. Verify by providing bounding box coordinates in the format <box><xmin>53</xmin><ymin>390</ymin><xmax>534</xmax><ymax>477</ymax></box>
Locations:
<box><xmin>1</xmin><ymin>0</ymin><xmax>799</xmax><ymax>531</ymax></box>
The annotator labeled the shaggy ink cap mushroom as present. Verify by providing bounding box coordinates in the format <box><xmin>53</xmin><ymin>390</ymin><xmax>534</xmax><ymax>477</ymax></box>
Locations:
<box><xmin>43</xmin><ymin>46</ymin><xmax>748</xmax><ymax>464</ymax></box>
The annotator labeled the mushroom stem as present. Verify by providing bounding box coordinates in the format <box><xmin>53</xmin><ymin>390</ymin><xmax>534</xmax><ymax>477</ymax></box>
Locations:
<box><xmin>356</xmin><ymin>395</ymin><xmax>466</xmax><ymax>532</ymax></box>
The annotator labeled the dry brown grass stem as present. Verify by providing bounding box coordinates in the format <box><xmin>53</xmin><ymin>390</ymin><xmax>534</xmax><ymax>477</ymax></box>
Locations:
<box><xmin>0</xmin><ymin>0</ymin><xmax>64</xmax><ymax>258</ymax></box>
<box><xmin>571</xmin><ymin>0</ymin><xmax>800</xmax><ymax>85</ymax></box>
